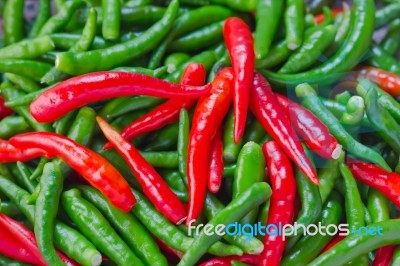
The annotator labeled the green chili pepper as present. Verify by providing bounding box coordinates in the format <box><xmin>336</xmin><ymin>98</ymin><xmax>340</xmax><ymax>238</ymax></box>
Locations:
<box><xmin>307</xmin><ymin>0</ymin><xmax>331</xmax><ymax>14</ymax></box>
<box><xmin>279</xmin><ymin>25</ymin><xmax>337</xmax><ymax>74</ymax></box>
<box><xmin>53</xmin><ymin>110</ymin><xmax>78</xmax><ymax>135</ymax></box>
<box><xmin>104</xmin><ymin>96</ymin><xmax>163</xmax><ymax>119</ymax></box>
<box><xmin>0</xmin><ymin>36</ymin><xmax>54</xmax><ymax>60</ymax></box>
<box><xmin>223</xmin><ymin>164</ymin><xmax>236</xmax><ymax>178</ymax></box>
<box><xmin>0</xmin><ymin>60</ymin><xmax>52</xmax><ymax>82</ymax></box>
<box><xmin>62</xmin><ymin>189</ymin><xmax>145</xmax><ymax>266</ymax></box>
<box><xmin>318</xmin><ymin>154</ymin><xmax>343</xmax><ymax>204</ymax></box>
<box><xmin>131</xmin><ymin>188</ymin><xmax>243</xmax><ymax>256</ymax></box>
<box><xmin>3</xmin><ymin>0</ymin><xmax>24</xmax><ymax>45</ymax></box>
<box><xmin>5</xmin><ymin>88</ymin><xmax>47</xmax><ymax>108</ymax></box>
<box><xmin>145</xmin><ymin>122</ymin><xmax>179</xmax><ymax>151</ymax></box>
<box><xmin>0</xmin><ymin>254</ymin><xmax>31</xmax><ymax>266</ymax></box>
<box><xmin>165</xmin><ymin>53</ymin><xmax>191</xmax><ymax>73</ymax></box>
<box><xmin>357</xmin><ymin>79</ymin><xmax>400</xmax><ymax>153</ymax></box>
<box><xmin>281</xmin><ymin>191</ymin><xmax>343</xmax><ymax>266</ymax></box>
<box><xmin>178</xmin><ymin>108</ymin><xmax>190</xmax><ymax>186</ymax></box>
<box><xmin>335</xmin><ymin>91</ymin><xmax>351</xmax><ymax>105</ymax></box>
<box><xmin>375</xmin><ymin>3</ymin><xmax>400</xmax><ymax>28</ymax></box>
<box><xmin>8</xmin><ymin>162</ymin><xmax>37</xmax><ymax>194</ymax></box>
<box><xmin>256</xmin><ymin>40</ymin><xmax>292</xmax><ymax>69</ymax></box>
<box><xmin>79</xmin><ymin>185</ymin><xmax>168</xmax><ymax>266</ymax></box>
<box><xmin>375</xmin><ymin>87</ymin><xmax>400</xmax><ymax>124</ymax></box>
<box><xmin>243</xmin><ymin>119</ymin><xmax>265</xmax><ymax>143</ymax></box>
<box><xmin>367</xmin><ymin>45</ymin><xmax>400</xmax><ymax>75</ymax></box>
<box><xmin>233</xmin><ymin>142</ymin><xmax>265</xmax><ymax>225</ymax></box>
<box><xmin>56</xmin><ymin>0</ymin><xmax>179</xmax><ymax>75</ymax></box>
<box><xmin>50</xmin><ymin>33</ymin><xmax>111</xmax><ymax>50</ymax></box>
<box><xmin>223</xmin><ymin>109</ymin><xmax>243</xmax><ymax>163</ymax></box>
<box><xmin>125</xmin><ymin>0</ymin><xmax>152</xmax><ymax>7</ymax></box>
<box><xmin>29</xmin><ymin>158</ymin><xmax>49</xmax><ymax>181</ymax></box>
<box><xmin>29</xmin><ymin>0</ymin><xmax>51</xmax><ymax>36</ymax></box>
<box><xmin>140</xmin><ymin>151</ymin><xmax>179</xmax><ymax>168</ymax></box>
<box><xmin>162</xmin><ymin>171</ymin><xmax>187</xmax><ymax>198</ymax></box>
<box><xmin>367</xmin><ymin>189</ymin><xmax>390</xmax><ymax>224</ymax></box>
<box><xmin>35</xmin><ymin>162</ymin><xmax>64</xmax><ymax>266</ymax></box>
<box><xmin>285</xmin><ymin>0</ymin><xmax>304</xmax><ymax>50</ymax></box>
<box><xmin>392</xmin><ymin>247</ymin><xmax>400</xmax><ymax>266</ymax></box>
<box><xmin>256</xmin><ymin>200</ymin><xmax>270</xmax><ymax>226</ymax></box>
<box><xmin>295</xmin><ymin>83</ymin><xmax>390</xmax><ymax>171</ymax></box>
<box><xmin>102</xmin><ymin>0</ymin><xmax>121</xmax><ymax>40</ymax></box>
<box><xmin>340</xmin><ymin>96</ymin><xmax>365</xmax><ymax>125</ymax></box>
<box><xmin>178</xmin><ymin>182</ymin><xmax>271</xmax><ymax>266</ymax></box>
<box><xmin>0</xmin><ymin>201</ymin><xmax>21</xmax><ymax>217</ymax></box>
<box><xmin>5</xmin><ymin>73</ymin><xmax>41</xmax><ymax>93</ymax></box>
<box><xmin>209</xmin><ymin>0</ymin><xmax>256</xmax><ymax>12</ymax></box>
<box><xmin>381</xmin><ymin>18</ymin><xmax>400</xmax><ymax>56</ymax></box>
<box><xmin>120</xmin><ymin>6</ymin><xmax>166</xmax><ymax>25</ymax></box>
<box><xmin>0</xmin><ymin>116</ymin><xmax>29</xmax><ymax>139</ymax></box>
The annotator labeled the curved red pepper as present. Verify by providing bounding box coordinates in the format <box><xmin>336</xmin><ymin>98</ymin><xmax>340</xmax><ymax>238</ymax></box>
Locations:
<box><xmin>224</xmin><ymin>17</ymin><xmax>255</xmax><ymax>143</ymax></box>
<box><xmin>250</xmin><ymin>73</ymin><xmax>319</xmax><ymax>185</ymax></box>
<box><xmin>347</xmin><ymin>159</ymin><xmax>400</xmax><ymax>208</ymax></box>
<box><xmin>9</xmin><ymin>132</ymin><xmax>136</xmax><ymax>212</ymax></box>
<box><xmin>186</xmin><ymin>68</ymin><xmax>234</xmax><ymax>225</ymax></box>
<box><xmin>372</xmin><ymin>245</ymin><xmax>396</xmax><ymax>266</ymax></box>
<box><xmin>30</xmin><ymin>71</ymin><xmax>211</xmax><ymax>123</ymax></box>
<box><xmin>276</xmin><ymin>94</ymin><xmax>342</xmax><ymax>160</ymax></box>
<box><xmin>260</xmin><ymin>140</ymin><xmax>297</xmax><ymax>266</ymax></box>
<box><xmin>0</xmin><ymin>139</ymin><xmax>48</xmax><ymax>162</ymax></box>
<box><xmin>103</xmin><ymin>63</ymin><xmax>206</xmax><ymax>149</ymax></box>
<box><xmin>199</xmin><ymin>254</ymin><xmax>261</xmax><ymax>266</ymax></box>
<box><xmin>0</xmin><ymin>95</ymin><xmax>13</xmax><ymax>119</ymax></box>
<box><xmin>355</xmin><ymin>66</ymin><xmax>400</xmax><ymax>97</ymax></box>
<box><xmin>97</xmin><ymin>117</ymin><xmax>187</xmax><ymax>225</ymax></box>
<box><xmin>208</xmin><ymin>126</ymin><xmax>224</xmax><ymax>194</ymax></box>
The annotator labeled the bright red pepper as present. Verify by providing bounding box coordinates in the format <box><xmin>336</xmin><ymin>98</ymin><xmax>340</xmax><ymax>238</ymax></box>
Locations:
<box><xmin>250</xmin><ymin>73</ymin><xmax>319</xmax><ymax>185</ymax></box>
<box><xmin>208</xmin><ymin>126</ymin><xmax>224</xmax><ymax>194</ymax></box>
<box><xmin>223</xmin><ymin>17</ymin><xmax>255</xmax><ymax>143</ymax></box>
<box><xmin>354</xmin><ymin>66</ymin><xmax>400</xmax><ymax>97</ymax></box>
<box><xmin>97</xmin><ymin>117</ymin><xmax>187</xmax><ymax>225</ymax></box>
<box><xmin>314</xmin><ymin>7</ymin><xmax>343</xmax><ymax>24</ymax></box>
<box><xmin>0</xmin><ymin>139</ymin><xmax>49</xmax><ymax>162</ymax></box>
<box><xmin>199</xmin><ymin>254</ymin><xmax>261</xmax><ymax>266</ymax></box>
<box><xmin>0</xmin><ymin>214</ymin><xmax>78</xmax><ymax>266</ymax></box>
<box><xmin>186</xmin><ymin>67</ymin><xmax>234</xmax><ymax>225</ymax></box>
<box><xmin>260</xmin><ymin>140</ymin><xmax>297</xmax><ymax>266</ymax></box>
<box><xmin>372</xmin><ymin>245</ymin><xmax>396</xmax><ymax>266</ymax></box>
<box><xmin>0</xmin><ymin>95</ymin><xmax>13</xmax><ymax>119</ymax></box>
<box><xmin>347</xmin><ymin>159</ymin><xmax>400</xmax><ymax>208</ymax></box>
<box><xmin>275</xmin><ymin>94</ymin><xmax>342</xmax><ymax>160</ymax></box>
<box><xmin>103</xmin><ymin>63</ymin><xmax>206</xmax><ymax>149</ymax></box>
<box><xmin>30</xmin><ymin>71</ymin><xmax>211</xmax><ymax>123</ymax></box>
<box><xmin>9</xmin><ymin>132</ymin><xmax>136</xmax><ymax>212</ymax></box>
<box><xmin>320</xmin><ymin>235</ymin><xmax>346</xmax><ymax>254</ymax></box>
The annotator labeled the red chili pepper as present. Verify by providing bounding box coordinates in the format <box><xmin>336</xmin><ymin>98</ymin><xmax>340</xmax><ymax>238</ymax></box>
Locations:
<box><xmin>0</xmin><ymin>213</ymin><xmax>78</xmax><ymax>266</ymax></box>
<box><xmin>9</xmin><ymin>132</ymin><xmax>136</xmax><ymax>212</ymax></box>
<box><xmin>103</xmin><ymin>63</ymin><xmax>206</xmax><ymax>149</ymax></box>
<box><xmin>354</xmin><ymin>66</ymin><xmax>400</xmax><ymax>97</ymax></box>
<box><xmin>314</xmin><ymin>7</ymin><xmax>343</xmax><ymax>24</ymax></box>
<box><xmin>186</xmin><ymin>67</ymin><xmax>234</xmax><ymax>225</ymax></box>
<box><xmin>372</xmin><ymin>245</ymin><xmax>396</xmax><ymax>266</ymax></box>
<box><xmin>250</xmin><ymin>73</ymin><xmax>319</xmax><ymax>185</ymax></box>
<box><xmin>97</xmin><ymin>117</ymin><xmax>187</xmax><ymax>225</ymax></box>
<box><xmin>347</xmin><ymin>159</ymin><xmax>400</xmax><ymax>208</ymax></box>
<box><xmin>320</xmin><ymin>235</ymin><xmax>346</xmax><ymax>254</ymax></box>
<box><xmin>260</xmin><ymin>140</ymin><xmax>297</xmax><ymax>266</ymax></box>
<box><xmin>154</xmin><ymin>238</ymin><xmax>184</xmax><ymax>259</ymax></box>
<box><xmin>0</xmin><ymin>95</ymin><xmax>13</xmax><ymax>119</ymax></box>
<box><xmin>275</xmin><ymin>94</ymin><xmax>342</xmax><ymax>160</ymax></box>
<box><xmin>208</xmin><ymin>126</ymin><xmax>224</xmax><ymax>194</ymax></box>
<box><xmin>30</xmin><ymin>71</ymin><xmax>211</xmax><ymax>123</ymax></box>
<box><xmin>224</xmin><ymin>17</ymin><xmax>255</xmax><ymax>143</ymax></box>
<box><xmin>199</xmin><ymin>254</ymin><xmax>261</xmax><ymax>266</ymax></box>
<box><xmin>0</xmin><ymin>139</ymin><xmax>49</xmax><ymax>163</ymax></box>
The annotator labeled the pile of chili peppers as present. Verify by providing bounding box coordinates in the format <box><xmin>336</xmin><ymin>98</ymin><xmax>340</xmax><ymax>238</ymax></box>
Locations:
<box><xmin>1</xmin><ymin>0</ymin><xmax>400</xmax><ymax>265</ymax></box>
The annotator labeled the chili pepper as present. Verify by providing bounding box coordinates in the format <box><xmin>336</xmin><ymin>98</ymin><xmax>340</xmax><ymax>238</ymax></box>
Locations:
<box><xmin>232</xmin><ymin>141</ymin><xmax>265</xmax><ymax>224</ymax></box>
<box><xmin>34</xmin><ymin>162</ymin><xmax>64</xmax><ymax>266</ymax></box>
<box><xmin>279</xmin><ymin>25</ymin><xmax>337</xmax><ymax>74</ymax></box>
<box><xmin>308</xmin><ymin>219</ymin><xmax>400</xmax><ymax>265</ymax></box>
<box><xmin>79</xmin><ymin>185</ymin><xmax>168</xmax><ymax>266</ymax></box>
<box><xmin>131</xmin><ymin>188</ymin><xmax>243</xmax><ymax>257</ymax></box>
<box><xmin>314</xmin><ymin>6</ymin><xmax>342</xmax><ymax>24</ymax></box>
<box><xmin>103</xmin><ymin>96</ymin><xmax>164</xmax><ymax>120</ymax></box>
<box><xmin>162</xmin><ymin>170</ymin><xmax>187</xmax><ymax>198</ymax></box>
<box><xmin>9</xmin><ymin>162</ymin><xmax>37</xmax><ymax>194</ymax></box>
<box><xmin>165</xmin><ymin>53</ymin><xmax>190</xmax><ymax>73</ymax></box>
<box><xmin>392</xmin><ymin>247</ymin><xmax>400</xmax><ymax>266</ymax></box>
<box><xmin>276</xmin><ymin>94</ymin><xmax>342</xmax><ymax>160</ymax></box>
<box><xmin>0</xmin><ymin>36</ymin><xmax>55</xmax><ymax>60</ymax></box>
<box><xmin>243</xmin><ymin>119</ymin><xmax>265</xmax><ymax>143</ymax></box>
<box><xmin>263</xmin><ymin>0</ymin><xmax>375</xmax><ymax>86</ymax></box>
<box><xmin>223</xmin><ymin>109</ymin><xmax>243</xmax><ymax>163</ymax></box>
<box><xmin>178</xmin><ymin>108</ymin><xmax>190</xmax><ymax>186</ymax></box>
<box><xmin>307</xmin><ymin>0</ymin><xmax>331</xmax><ymax>14</ymax></box>
<box><xmin>281</xmin><ymin>191</ymin><xmax>343</xmax><ymax>266</ymax></box>
<box><xmin>0</xmin><ymin>59</ymin><xmax>52</xmax><ymax>82</ymax></box>
<box><xmin>204</xmin><ymin>193</ymin><xmax>264</xmax><ymax>254</ymax></box>
<box><xmin>199</xmin><ymin>254</ymin><xmax>261</xmax><ymax>266</ymax></box>
<box><xmin>62</xmin><ymin>188</ymin><xmax>144</xmax><ymax>266</ymax></box>
<box><xmin>357</xmin><ymin>79</ymin><xmax>400</xmax><ymax>153</ymax></box>
<box><xmin>260</xmin><ymin>140</ymin><xmax>296</xmax><ymax>265</ymax></box>
<box><xmin>50</xmin><ymin>33</ymin><xmax>111</xmax><ymax>50</ymax></box>
<box><xmin>339</xmin><ymin>95</ymin><xmax>365</xmax><ymax>126</ymax></box>
<box><xmin>3</xmin><ymin>0</ymin><xmax>24</xmax><ymax>44</ymax></box>
<box><xmin>367</xmin><ymin>45</ymin><xmax>400</xmax><ymax>75</ymax></box>
<box><xmin>372</xmin><ymin>245</ymin><xmax>396</xmax><ymax>266</ymax></box>
<box><xmin>0</xmin><ymin>201</ymin><xmax>21</xmax><ymax>217</ymax></box>
<box><xmin>97</xmin><ymin>117</ymin><xmax>186</xmax><ymax>224</ymax></box>
<box><xmin>145</xmin><ymin>122</ymin><xmax>179</xmax><ymax>151</ymax></box>
<box><xmin>375</xmin><ymin>3</ymin><xmax>400</xmax><ymax>28</ymax></box>
<box><xmin>354</xmin><ymin>66</ymin><xmax>400</xmax><ymax>97</ymax></box>
<box><xmin>254</xmin><ymin>0</ymin><xmax>284</xmax><ymax>59</ymax></box>
<box><xmin>320</xmin><ymin>235</ymin><xmax>346</xmax><ymax>254</ymax></box>
<box><xmin>368</xmin><ymin>189</ymin><xmax>390</xmax><ymax>224</ymax></box>
<box><xmin>56</xmin><ymin>0</ymin><xmax>179</xmax><ymax>75</ymax></box>
<box><xmin>208</xmin><ymin>127</ymin><xmax>224</xmax><ymax>193</ymax></box>
<box><xmin>29</xmin><ymin>0</ymin><xmax>51</xmax><ymax>36</ymax></box>
<box><xmin>0</xmin><ymin>140</ymin><xmax>47</xmax><ymax>163</ymax></box>
<box><xmin>10</xmin><ymin>132</ymin><xmax>135</xmax><ymax>212</ymax></box>
<box><xmin>5</xmin><ymin>88</ymin><xmax>47</xmax><ymax>108</ymax></box>
<box><xmin>382</xmin><ymin>19</ymin><xmax>400</xmax><ymax>56</ymax></box>
<box><xmin>0</xmin><ymin>96</ymin><xmax>13</xmax><ymax>120</ymax></box>
<box><xmin>209</xmin><ymin>0</ymin><xmax>256</xmax><ymax>11</ymax></box>
<box><xmin>296</xmin><ymin>83</ymin><xmax>390</xmax><ymax>171</ymax></box>
<box><xmin>0</xmin><ymin>253</ymin><xmax>33</xmax><ymax>266</ymax></box>
<box><xmin>224</xmin><ymin>17</ymin><xmax>254</xmax><ymax>143</ymax></box>
<box><xmin>250</xmin><ymin>74</ymin><xmax>319</xmax><ymax>184</ymax></box>
<box><xmin>285</xmin><ymin>0</ymin><xmax>304</xmax><ymax>50</ymax></box>
<box><xmin>120</xmin><ymin>6</ymin><xmax>166</xmax><ymax>25</ymax></box>
<box><xmin>5</xmin><ymin>73</ymin><xmax>41</xmax><ymax>93</ymax></box>
<box><xmin>186</xmin><ymin>67</ymin><xmax>234</xmax><ymax>225</ymax></box>
<box><xmin>319</xmin><ymin>153</ymin><xmax>343</xmax><ymax>204</ymax></box>
<box><xmin>179</xmin><ymin>182</ymin><xmax>271</xmax><ymax>266</ymax></box>
<box><xmin>170</xmin><ymin>21</ymin><xmax>224</xmax><ymax>53</ymax></box>
<box><xmin>102</xmin><ymin>0</ymin><xmax>120</xmax><ymax>40</ymax></box>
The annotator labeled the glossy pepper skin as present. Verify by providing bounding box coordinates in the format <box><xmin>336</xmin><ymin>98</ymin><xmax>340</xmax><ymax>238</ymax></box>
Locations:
<box><xmin>30</xmin><ymin>71</ymin><xmax>211</xmax><ymax>123</ymax></box>
<box><xmin>250</xmin><ymin>73</ymin><xmax>319</xmax><ymax>185</ymax></box>
<box><xmin>347</xmin><ymin>159</ymin><xmax>400</xmax><ymax>208</ymax></box>
<box><xmin>208</xmin><ymin>127</ymin><xmax>224</xmax><ymax>193</ymax></box>
<box><xmin>355</xmin><ymin>66</ymin><xmax>400</xmax><ymax>97</ymax></box>
<box><xmin>223</xmin><ymin>17</ymin><xmax>254</xmax><ymax>143</ymax></box>
<box><xmin>260</xmin><ymin>141</ymin><xmax>297</xmax><ymax>266</ymax></box>
<box><xmin>9</xmin><ymin>132</ymin><xmax>136</xmax><ymax>212</ymax></box>
<box><xmin>0</xmin><ymin>139</ymin><xmax>48</xmax><ymax>162</ymax></box>
<box><xmin>0</xmin><ymin>95</ymin><xmax>13</xmax><ymax>119</ymax></box>
<box><xmin>276</xmin><ymin>94</ymin><xmax>342</xmax><ymax>160</ymax></box>
<box><xmin>186</xmin><ymin>67</ymin><xmax>234</xmax><ymax>225</ymax></box>
<box><xmin>97</xmin><ymin>117</ymin><xmax>186</xmax><ymax>225</ymax></box>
